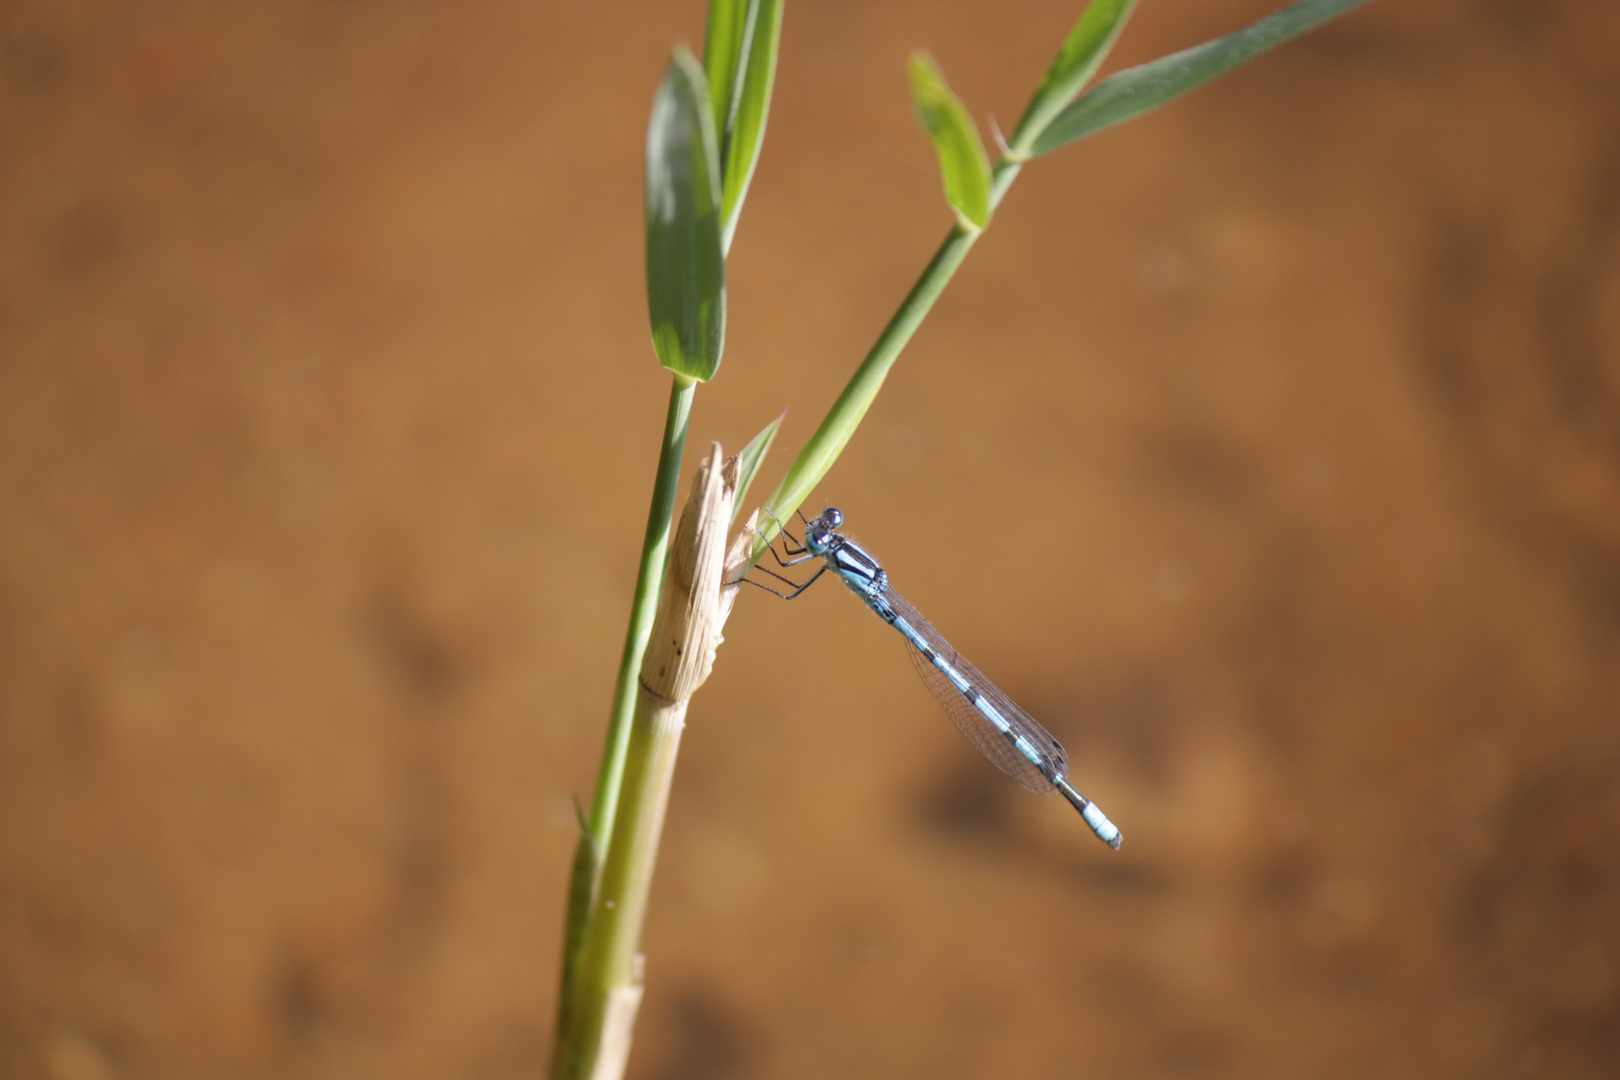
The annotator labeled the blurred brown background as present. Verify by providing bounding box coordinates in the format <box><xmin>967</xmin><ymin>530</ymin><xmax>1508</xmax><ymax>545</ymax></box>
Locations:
<box><xmin>3</xmin><ymin>1</ymin><xmax>1618</xmax><ymax>1078</ymax></box>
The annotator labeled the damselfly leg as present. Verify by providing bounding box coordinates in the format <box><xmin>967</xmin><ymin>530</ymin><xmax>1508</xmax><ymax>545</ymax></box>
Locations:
<box><xmin>739</xmin><ymin>507</ymin><xmax>829</xmax><ymax>599</ymax></box>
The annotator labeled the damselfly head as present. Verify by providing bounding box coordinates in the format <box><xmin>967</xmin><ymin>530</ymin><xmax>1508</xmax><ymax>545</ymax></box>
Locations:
<box><xmin>803</xmin><ymin>507</ymin><xmax>845</xmax><ymax>555</ymax></box>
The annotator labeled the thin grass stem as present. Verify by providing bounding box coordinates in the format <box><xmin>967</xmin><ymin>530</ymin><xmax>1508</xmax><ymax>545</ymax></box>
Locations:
<box><xmin>550</xmin><ymin>373</ymin><xmax>695</xmax><ymax>1078</ymax></box>
<box><xmin>589</xmin><ymin>374</ymin><xmax>696</xmax><ymax>855</ymax></box>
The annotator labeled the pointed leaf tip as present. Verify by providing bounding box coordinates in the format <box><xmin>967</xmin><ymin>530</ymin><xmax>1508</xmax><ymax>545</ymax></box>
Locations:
<box><xmin>731</xmin><ymin>410</ymin><xmax>784</xmax><ymax>522</ymax></box>
<box><xmin>1011</xmin><ymin>0</ymin><xmax>1140</xmax><ymax>154</ymax></box>
<box><xmin>907</xmin><ymin>51</ymin><xmax>992</xmax><ymax>231</ymax></box>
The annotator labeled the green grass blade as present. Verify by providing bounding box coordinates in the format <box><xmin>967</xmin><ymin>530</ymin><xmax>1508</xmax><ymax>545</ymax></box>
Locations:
<box><xmin>702</xmin><ymin>0</ymin><xmax>749</xmax><ymax>140</ymax></box>
<box><xmin>908</xmin><ymin>52</ymin><xmax>992</xmax><ymax>232</ymax></box>
<box><xmin>547</xmin><ymin>821</ymin><xmax>598</xmax><ymax>1070</ymax></box>
<box><xmin>1031</xmin><ymin>0</ymin><xmax>1376</xmax><ymax>157</ymax></box>
<box><xmin>752</xmin><ymin>226</ymin><xmax>978</xmax><ymax>557</ymax></box>
<box><xmin>719</xmin><ymin>0</ymin><xmax>782</xmax><ymax>253</ymax></box>
<box><xmin>1008</xmin><ymin>0</ymin><xmax>1139</xmax><ymax>155</ymax></box>
<box><xmin>731</xmin><ymin>410</ymin><xmax>785</xmax><ymax>523</ymax></box>
<box><xmin>647</xmin><ymin>48</ymin><xmax>726</xmax><ymax>382</ymax></box>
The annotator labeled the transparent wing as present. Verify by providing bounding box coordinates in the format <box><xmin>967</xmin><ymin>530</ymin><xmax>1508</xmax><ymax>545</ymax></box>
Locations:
<box><xmin>884</xmin><ymin>588</ymin><xmax>1067</xmax><ymax>796</ymax></box>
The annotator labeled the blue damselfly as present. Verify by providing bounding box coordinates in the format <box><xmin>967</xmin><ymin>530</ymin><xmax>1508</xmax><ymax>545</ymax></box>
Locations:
<box><xmin>747</xmin><ymin>507</ymin><xmax>1122</xmax><ymax>849</ymax></box>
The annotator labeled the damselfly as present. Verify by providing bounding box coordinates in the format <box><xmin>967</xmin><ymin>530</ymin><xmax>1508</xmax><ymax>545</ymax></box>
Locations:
<box><xmin>746</xmin><ymin>506</ymin><xmax>1122</xmax><ymax>849</ymax></box>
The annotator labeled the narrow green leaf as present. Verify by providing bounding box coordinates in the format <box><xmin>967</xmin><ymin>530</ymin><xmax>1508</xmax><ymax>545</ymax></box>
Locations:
<box><xmin>731</xmin><ymin>410</ymin><xmax>785</xmax><ymax>523</ymax></box>
<box><xmin>907</xmin><ymin>52</ymin><xmax>992</xmax><ymax>232</ymax></box>
<box><xmin>719</xmin><ymin>0</ymin><xmax>783</xmax><ymax>252</ymax></box>
<box><xmin>1031</xmin><ymin>0</ymin><xmax>1376</xmax><ymax>157</ymax></box>
<box><xmin>551</xmin><ymin>820</ymin><xmax>600</xmax><ymax>1044</ymax></box>
<box><xmin>702</xmin><ymin>0</ymin><xmax>749</xmax><ymax>141</ymax></box>
<box><xmin>572</xmin><ymin>795</ymin><xmax>598</xmax><ymax>858</ymax></box>
<box><xmin>1009</xmin><ymin>0</ymin><xmax>1139</xmax><ymax>155</ymax></box>
<box><xmin>646</xmin><ymin>48</ymin><xmax>726</xmax><ymax>382</ymax></box>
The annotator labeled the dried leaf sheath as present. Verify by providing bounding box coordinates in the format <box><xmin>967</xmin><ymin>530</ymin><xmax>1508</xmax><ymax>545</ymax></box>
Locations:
<box><xmin>640</xmin><ymin>446</ymin><xmax>737</xmax><ymax>704</ymax></box>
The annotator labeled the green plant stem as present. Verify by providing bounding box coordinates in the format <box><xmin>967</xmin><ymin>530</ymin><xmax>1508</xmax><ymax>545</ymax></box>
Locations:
<box><xmin>989</xmin><ymin>155</ymin><xmax>1023</xmax><ymax>210</ymax></box>
<box><xmin>587</xmin><ymin>703</ymin><xmax>684</xmax><ymax>983</ymax></box>
<box><xmin>553</xmin><ymin>692</ymin><xmax>687</xmax><ymax>1080</ymax></box>
<box><xmin>590</xmin><ymin>373</ymin><xmax>696</xmax><ymax>853</ymax></box>
<box><xmin>753</xmin><ymin>225</ymin><xmax>973</xmax><ymax>542</ymax></box>
<box><xmin>751</xmin><ymin>156</ymin><xmax>1026</xmax><ymax>555</ymax></box>
<box><xmin>551</xmin><ymin>373</ymin><xmax>694</xmax><ymax>1075</ymax></box>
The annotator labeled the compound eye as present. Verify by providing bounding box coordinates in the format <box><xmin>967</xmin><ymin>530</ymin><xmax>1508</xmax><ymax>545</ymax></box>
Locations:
<box><xmin>823</xmin><ymin>507</ymin><xmax>843</xmax><ymax>529</ymax></box>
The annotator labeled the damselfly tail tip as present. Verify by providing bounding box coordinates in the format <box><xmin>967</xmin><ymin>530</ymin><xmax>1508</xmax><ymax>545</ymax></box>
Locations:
<box><xmin>1055</xmin><ymin>777</ymin><xmax>1122</xmax><ymax>849</ymax></box>
<box><xmin>1085</xmin><ymin>806</ymin><xmax>1121</xmax><ymax>850</ymax></box>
